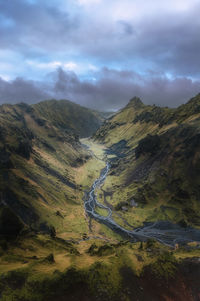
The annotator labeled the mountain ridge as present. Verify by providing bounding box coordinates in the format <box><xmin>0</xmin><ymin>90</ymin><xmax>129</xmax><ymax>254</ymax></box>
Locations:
<box><xmin>0</xmin><ymin>99</ymin><xmax>105</xmax><ymax>237</ymax></box>
<box><xmin>33</xmin><ymin>98</ymin><xmax>105</xmax><ymax>138</ymax></box>
<box><xmin>94</xmin><ymin>93</ymin><xmax>200</xmax><ymax>229</ymax></box>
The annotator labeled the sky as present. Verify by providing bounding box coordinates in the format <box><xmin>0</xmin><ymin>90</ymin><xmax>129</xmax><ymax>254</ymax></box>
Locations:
<box><xmin>0</xmin><ymin>0</ymin><xmax>199</xmax><ymax>110</ymax></box>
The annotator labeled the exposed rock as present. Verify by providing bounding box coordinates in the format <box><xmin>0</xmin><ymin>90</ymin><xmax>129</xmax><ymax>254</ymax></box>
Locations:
<box><xmin>122</xmin><ymin>206</ymin><xmax>128</xmax><ymax>212</ymax></box>
<box><xmin>130</xmin><ymin>199</ymin><xmax>138</xmax><ymax>207</ymax></box>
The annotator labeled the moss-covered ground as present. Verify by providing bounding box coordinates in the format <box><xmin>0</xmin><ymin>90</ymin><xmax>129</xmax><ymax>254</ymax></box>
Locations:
<box><xmin>0</xmin><ymin>232</ymin><xmax>199</xmax><ymax>301</ymax></box>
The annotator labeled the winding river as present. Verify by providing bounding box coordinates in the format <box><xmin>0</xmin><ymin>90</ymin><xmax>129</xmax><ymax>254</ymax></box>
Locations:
<box><xmin>84</xmin><ymin>162</ymin><xmax>200</xmax><ymax>247</ymax></box>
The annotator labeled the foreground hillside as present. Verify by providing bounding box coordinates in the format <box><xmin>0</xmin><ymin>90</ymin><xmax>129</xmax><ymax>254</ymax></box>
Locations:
<box><xmin>94</xmin><ymin>94</ymin><xmax>200</xmax><ymax>229</ymax></box>
<box><xmin>0</xmin><ymin>234</ymin><xmax>200</xmax><ymax>301</ymax></box>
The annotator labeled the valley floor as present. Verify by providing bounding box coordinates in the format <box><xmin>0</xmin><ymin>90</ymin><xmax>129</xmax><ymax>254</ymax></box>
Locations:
<box><xmin>76</xmin><ymin>139</ymin><xmax>200</xmax><ymax>247</ymax></box>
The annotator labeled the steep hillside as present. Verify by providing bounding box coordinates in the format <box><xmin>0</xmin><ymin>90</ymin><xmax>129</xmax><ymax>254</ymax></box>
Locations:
<box><xmin>94</xmin><ymin>94</ymin><xmax>200</xmax><ymax>229</ymax></box>
<box><xmin>33</xmin><ymin>99</ymin><xmax>104</xmax><ymax>138</ymax></box>
<box><xmin>0</xmin><ymin>100</ymin><xmax>104</xmax><ymax>239</ymax></box>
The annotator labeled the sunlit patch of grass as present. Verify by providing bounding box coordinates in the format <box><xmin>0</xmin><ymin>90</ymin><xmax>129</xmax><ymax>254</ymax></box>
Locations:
<box><xmin>174</xmin><ymin>243</ymin><xmax>200</xmax><ymax>261</ymax></box>
<box><xmin>95</xmin><ymin>206</ymin><xmax>110</xmax><ymax>217</ymax></box>
<box><xmin>74</xmin><ymin>157</ymin><xmax>105</xmax><ymax>188</ymax></box>
<box><xmin>74</xmin><ymin>138</ymin><xmax>107</xmax><ymax>191</ymax></box>
<box><xmin>81</xmin><ymin>138</ymin><xmax>106</xmax><ymax>159</ymax></box>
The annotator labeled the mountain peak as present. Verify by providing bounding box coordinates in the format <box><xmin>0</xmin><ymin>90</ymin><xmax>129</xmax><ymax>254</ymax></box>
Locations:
<box><xmin>127</xmin><ymin>97</ymin><xmax>144</xmax><ymax>109</ymax></box>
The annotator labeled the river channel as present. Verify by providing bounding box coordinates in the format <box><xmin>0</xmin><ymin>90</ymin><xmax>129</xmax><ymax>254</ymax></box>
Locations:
<box><xmin>84</xmin><ymin>162</ymin><xmax>200</xmax><ymax>247</ymax></box>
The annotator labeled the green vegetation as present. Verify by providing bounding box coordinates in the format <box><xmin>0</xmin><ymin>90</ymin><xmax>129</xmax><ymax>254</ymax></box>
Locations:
<box><xmin>0</xmin><ymin>95</ymin><xmax>200</xmax><ymax>300</ymax></box>
<box><xmin>0</xmin><ymin>234</ymin><xmax>199</xmax><ymax>301</ymax></box>
<box><xmin>135</xmin><ymin>134</ymin><xmax>161</xmax><ymax>158</ymax></box>
<box><xmin>94</xmin><ymin>94</ymin><xmax>200</xmax><ymax>228</ymax></box>
<box><xmin>0</xmin><ymin>100</ymin><xmax>105</xmax><ymax>240</ymax></box>
<box><xmin>33</xmin><ymin>99</ymin><xmax>104</xmax><ymax>138</ymax></box>
<box><xmin>148</xmin><ymin>251</ymin><xmax>177</xmax><ymax>280</ymax></box>
<box><xmin>87</xmin><ymin>242</ymin><xmax>115</xmax><ymax>256</ymax></box>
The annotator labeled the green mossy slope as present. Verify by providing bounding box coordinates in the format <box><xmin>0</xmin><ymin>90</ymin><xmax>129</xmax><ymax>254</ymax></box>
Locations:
<box><xmin>0</xmin><ymin>100</ymin><xmax>103</xmax><ymax>238</ymax></box>
<box><xmin>94</xmin><ymin>94</ymin><xmax>200</xmax><ymax>228</ymax></box>
<box><xmin>33</xmin><ymin>99</ymin><xmax>104</xmax><ymax>138</ymax></box>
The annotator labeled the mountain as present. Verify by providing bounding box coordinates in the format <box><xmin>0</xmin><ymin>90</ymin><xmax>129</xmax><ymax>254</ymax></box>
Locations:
<box><xmin>33</xmin><ymin>99</ymin><xmax>105</xmax><ymax>138</ymax></box>
<box><xmin>94</xmin><ymin>94</ymin><xmax>200</xmax><ymax>228</ymax></box>
<box><xmin>0</xmin><ymin>100</ymin><xmax>104</xmax><ymax>237</ymax></box>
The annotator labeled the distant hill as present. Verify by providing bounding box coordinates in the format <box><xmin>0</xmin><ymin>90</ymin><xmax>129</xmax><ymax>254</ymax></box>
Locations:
<box><xmin>94</xmin><ymin>94</ymin><xmax>200</xmax><ymax>228</ymax></box>
<box><xmin>33</xmin><ymin>99</ymin><xmax>105</xmax><ymax>138</ymax></box>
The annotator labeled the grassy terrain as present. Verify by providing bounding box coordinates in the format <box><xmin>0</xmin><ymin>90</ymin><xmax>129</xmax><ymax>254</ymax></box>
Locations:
<box><xmin>0</xmin><ymin>100</ymin><xmax>122</xmax><ymax>250</ymax></box>
<box><xmin>94</xmin><ymin>94</ymin><xmax>200</xmax><ymax>229</ymax></box>
<box><xmin>74</xmin><ymin>138</ymin><xmax>106</xmax><ymax>189</ymax></box>
<box><xmin>0</xmin><ymin>96</ymin><xmax>200</xmax><ymax>300</ymax></box>
<box><xmin>0</xmin><ymin>232</ymin><xmax>199</xmax><ymax>300</ymax></box>
<box><xmin>75</xmin><ymin>138</ymin><xmax>124</xmax><ymax>241</ymax></box>
<box><xmin>0</xmin><ymin>101</ymin><xmax>105</xmax><ymax>240</ymax></box>
<box><xmin>33</xmin><ymin>99</ymin><xmax>105</xmax><ymax>138</ymax></box>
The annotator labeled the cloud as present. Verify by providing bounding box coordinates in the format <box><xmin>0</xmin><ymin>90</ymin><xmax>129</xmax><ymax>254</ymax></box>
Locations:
<box><xmin>74</xmin><ymin>1</ymin><xmax>200</xmax><ymax>77</ymax></box>
<box><xmin>0</xmin><ymin>0</ymin><xmax>79</xmax><ymax>52</ymax></box>
<box><xmin>78</xmin><ymin>0</ymin><xmax>101</xmax><ymax>5</ymax></box>
<box><xmin>0</xmin><ymin>77</ymin><xmax>50</xmax><ymax>104</ymax></box>
<box><xmin>50</xmin><ymin>68</ymin><xmax>200</xmax><ymax>110</ymax></box>
<box><xmin>1</xmin><ymin>68</ymin><xmax>199</xmax><ymax>111</ymax></box>
<box><xmin>26</xmin><ymin>60</ymin><xmax>79</xmax><ymax>72</ymax></box>
<box><xmin>0</xmin><ymin>0</ymin><xmax>199</xmax><ymax>79</ymax></box>
<box><xmin>0</xmin><ymin>0</ymin><xmax>199</xmax><ymax>108</ymax></box>
<box><xmin>27</xmin><ymin>60</ymin><xmax>62</xmax><ymax>70</ymax></box>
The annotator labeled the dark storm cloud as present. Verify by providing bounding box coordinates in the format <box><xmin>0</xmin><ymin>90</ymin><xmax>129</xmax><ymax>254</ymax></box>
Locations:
<box><xmin>0</xmin><ymin>77</ymin><xmax>50</xmax><ymax>104</ymax></box>
<box><xmin>51</xmin><ymin>68</ymin><xmax>200</xmax><ymax>110</ymax></box>
<box><xmin>0</xmin><ymin>0</ymin><xmax>199</xmax><ymax>109</ymax></box>
<box><xmin>0</xmin><ymin>0</ymin><xmax>79</xmax><ymax>52</ymax></box>
<box><xmin>0</xmin><ymin>0</ymin><xmax>199</xmax><ymax>77</ymax></box>
<box><xmin>80</xmin><ymin>6</ymin><xmax>200</xmax><ymax>77</ymax></box>
<box><xmin>1</xmin><ymin>68</ymin><xmax>198</xmax><ymax>110</ymax></box>
<box><xmin>134</xmin><ymin>11</ymin><xmax>200</xmax><ymax>76</ymax></box>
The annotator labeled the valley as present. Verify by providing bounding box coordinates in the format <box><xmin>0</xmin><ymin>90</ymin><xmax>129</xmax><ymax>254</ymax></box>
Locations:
<box><xmin>0</xmin><ymin>96</ymin><xmax>200</xmax><ymax>300</ymax></box>
<box><xmin>0</xmin><ymin>0</ymin><xmax>199</xmax><ymax>299</ymax></box>
<box><xmin>82</xmin><ymin>139</ymin><xmax>200</xmax><ymax>246</ymax></box>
